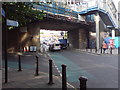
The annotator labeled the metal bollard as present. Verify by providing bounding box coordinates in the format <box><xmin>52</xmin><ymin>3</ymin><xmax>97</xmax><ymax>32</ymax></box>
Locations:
<box><xmin>110</xmin><ymin>47</ymin><xmax>112</xmax><ymax>54</ymax></box>
<box><xmin>35</xmin><ymin>56</ymin><xmax>39</xmax><ymax>76</ymax></box>
<box><xmin>101</xmin><ymin>47</ymin><xmax>102</xmax><ymax>54</ymax></box>
<box><xmin>79</xmin><ymin>76</ymin><xmax>88</xmax><ymax>90</ymax></box>
<box><xmin>95</xmin><ymin>47</ymin><xmax>97</xmax><ymax>53</ymax></box>
<box><xmin>61</xmin><ymin>64</ymin><xmax>67</xmax><ymax>90</ymax></box>
<box><xmin>18</xmin><ymin>55</ymin><xmax>22</xmax><ymax>71</ymax></box>
<box><xmin>48</xmin><ymin>59</ymin><xmax>54</xmax><ymax>85</ymax></box>
<box><xmin>86</xmin><ymin>47</ymin><xmax>88</xmax><ymax>52</ymax></box>
<box><xmin>90</xmin><ymin>48</ymin><xmax>92</xmax><ymax>53</ymax></box>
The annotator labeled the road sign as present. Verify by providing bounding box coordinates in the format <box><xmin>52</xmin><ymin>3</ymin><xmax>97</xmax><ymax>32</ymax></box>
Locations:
<box><xmin>1</xmin><ymin>8</ymin><xmax>5</xmax><ymax>17</ymax></box>
<box><xmin>7</xmin><ymin>19</ymin><xmax>19</xmax><ymax>27</ymax></box>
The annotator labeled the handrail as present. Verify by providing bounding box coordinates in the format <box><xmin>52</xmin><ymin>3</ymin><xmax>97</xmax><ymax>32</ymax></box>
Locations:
<box><xmin>78</xmin><ymin>0</ymin><xmax>117</xmax><ymax>27</ymax></box>
<box><xmin>33</xmin><ymin>3</ymin><xmax>78</xmax><ymax>19</ymax></box>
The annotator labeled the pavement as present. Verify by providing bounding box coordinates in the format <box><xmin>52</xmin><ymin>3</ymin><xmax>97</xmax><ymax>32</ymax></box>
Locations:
<box><xmin>2</xmin><ymin>52</ymin><xmax>75</xmax><ymax>89</ymax></box>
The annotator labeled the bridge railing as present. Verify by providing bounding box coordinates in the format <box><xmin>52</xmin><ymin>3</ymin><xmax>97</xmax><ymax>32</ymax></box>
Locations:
<box><xmin>33</xmin><ymin>3</ymin><xmax>78</xmax><ymax>19</ymax></box>
<box><xmin>78</xmin><ymin>0</ymin><xmax>117</xmax><ymax>27</ymax></box>
<box><xmin>98</xmin><ymin>0</ymin><xmax>117</xmax><ymax>27</ymax></box>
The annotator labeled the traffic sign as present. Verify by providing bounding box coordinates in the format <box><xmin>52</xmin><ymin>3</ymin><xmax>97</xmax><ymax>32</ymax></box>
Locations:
<box><xmin>7</xmin><ymin>19</ymin><xmax>19</xmax><ymax>27</ymax></box>
<box><xmin>1</xmin><ymin>8</ymin><xmax>5</xmax><ymax>17</ymax></box>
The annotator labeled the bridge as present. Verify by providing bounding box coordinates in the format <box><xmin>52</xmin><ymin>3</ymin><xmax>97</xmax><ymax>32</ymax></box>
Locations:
<box><xmin>4</xmin><ymin>1</ymin><xmax>118</xmax><ymax>53</ymax></box>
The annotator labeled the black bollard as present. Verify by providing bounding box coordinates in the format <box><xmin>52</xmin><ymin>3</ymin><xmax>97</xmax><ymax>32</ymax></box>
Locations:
<box><xmin>86</xmin><ymin>47</ymin><xmax>88</xmax><ymax>52</ymax></box>
<box><xmin>101</xmin><ymin>47</ymin><xmax>102</xmax><ymax>54</ymax></box>
<box><xmin>35</xmin><ymin>56</ymin><xmax>39</xmax><ymax>76</ymax></box>
<box><xmin>79</xmin><ymin>76</ymin><xmax>88</xmax><ymax>90</ymax></box>
<box><xmin>48</xmin><ymin>59</ymin><xmax>54</xmax><ymax>85</ymax></box>
<box><xmin>95</xmin><ymin>47</ymin><xmax>97</xmax><ymax>53</ymax></box>
<box><xmin>62</xmin><ymin>64</ymin><xmax>67</xmax><ymax>90</ymax></box>
<box><xmin>90</xmin><ymin>48</ymin><xmax>92</xmax><ymax>53</ymax></box>
<box><xmin>110</xmin><ymin>47</ymin><xmax>112</xmax><ymax>54</ymax></box>
<box><xmin>18</xmin><ymin>55</ymin><xmax>22</xmax><ymax>71</ymax></box>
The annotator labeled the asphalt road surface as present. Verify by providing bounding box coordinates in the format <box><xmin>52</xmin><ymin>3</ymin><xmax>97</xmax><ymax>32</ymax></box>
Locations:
<box><xmin>48</xmin><ymin>49</ymin><xmax>118</xmax><ymax>88</ymax></box>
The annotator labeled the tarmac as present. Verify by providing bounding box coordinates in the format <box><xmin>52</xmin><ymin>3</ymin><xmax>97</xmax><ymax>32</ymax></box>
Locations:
<box><xmin>2</xmin><ymin>52</ymin><xmax>76</xmax><ymax>90</ymax></box>
<box><xmin>1</xmin><ymin>48</ymin><xmax>119</xmax><ymax>90</ymax></box>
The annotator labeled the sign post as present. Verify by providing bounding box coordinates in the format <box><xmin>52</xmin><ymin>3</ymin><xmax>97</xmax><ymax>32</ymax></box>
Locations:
<box><xmin>2</xmin><ymin>8</ymin><xmax>19</xmax><ymax>83</ymax></box>
<box><xmin>2</xmin><ymin>7</ymin><xmax>8</xmax><ymax>83</ymax></box>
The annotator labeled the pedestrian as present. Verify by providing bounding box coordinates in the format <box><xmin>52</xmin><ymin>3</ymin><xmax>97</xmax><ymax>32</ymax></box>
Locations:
<box><xmin>102</xmin><ymin>41</ymin><xmax>107</xmax><ymax>54</ymax></box>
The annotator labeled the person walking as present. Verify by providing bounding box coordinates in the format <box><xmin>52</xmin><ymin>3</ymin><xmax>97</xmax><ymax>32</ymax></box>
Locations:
<box><xmin>102</xmin><ymin>41</ymin><xmax>107</xmax><ymax>54</ymax></box>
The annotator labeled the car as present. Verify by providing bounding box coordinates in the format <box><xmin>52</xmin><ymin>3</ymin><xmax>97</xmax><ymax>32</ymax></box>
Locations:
<box><xmin>49</xmin><ymin>43</ymin><xmax>61</xmax><ymax>51</ymax></box>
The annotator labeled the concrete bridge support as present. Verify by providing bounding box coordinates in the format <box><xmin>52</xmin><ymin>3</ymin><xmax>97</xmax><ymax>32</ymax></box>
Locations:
<box><xmin>4</xmin><ymin>22</ymin><xmax>41</xmax><ymax>53</ymax></box>
<box><xmin>68</xmin><ymin>28</ymin><xmax>89</xmax><ymax>49</ymax></box>
<box><xmin>27</xmin><ymin>23</ymin><xmax>40</xmax><ymax>51</ymax></box>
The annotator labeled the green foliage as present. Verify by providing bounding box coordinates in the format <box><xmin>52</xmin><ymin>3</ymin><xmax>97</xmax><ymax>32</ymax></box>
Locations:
<box><xmin>2</xmin><ymin>2</ymin><xmax>46</xmax><ymax>27</ymax></box>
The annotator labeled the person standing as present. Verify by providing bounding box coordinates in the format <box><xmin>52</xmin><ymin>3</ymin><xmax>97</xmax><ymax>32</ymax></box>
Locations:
<box><xmin>102</xmin><ymin>41</ymin><xmax>107</xmax><ymax>54</ymax></box>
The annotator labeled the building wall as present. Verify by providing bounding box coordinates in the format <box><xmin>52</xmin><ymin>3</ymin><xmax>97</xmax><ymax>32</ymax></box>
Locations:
<box><xmin>118</xmin><ymin>1</ymin><xmax>120</xmax><ymax>28</ymax></box>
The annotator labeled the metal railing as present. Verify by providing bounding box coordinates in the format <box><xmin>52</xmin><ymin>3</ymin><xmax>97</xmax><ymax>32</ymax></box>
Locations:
<box><xmin>78</xmin><ymin>0</ymin><xmax>117</xmax><ymax>27</ymax></box>
<box><xmin>33</xmin><ymin>3</ymin><xmax>78</xmax><ymax>19</ymax></box>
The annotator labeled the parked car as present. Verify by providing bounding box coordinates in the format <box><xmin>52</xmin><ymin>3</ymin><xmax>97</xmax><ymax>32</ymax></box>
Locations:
<box><xmin>49</xmin><ymin>43</ymin><xmax>61</xmax><ymax>51</ymax></box>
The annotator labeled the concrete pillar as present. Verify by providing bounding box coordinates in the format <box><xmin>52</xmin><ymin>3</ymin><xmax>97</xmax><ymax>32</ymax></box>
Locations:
<box><xmin>68</xmin><ymin>29</ymin><xmax>79</xmax><ymax>48</ymax></box>
<box><xmin>27</xmin><ymin>23</ymin><xmax>40</xmax><ymax>52</ymax></box>
<box><xmin>79</xmin><ymin>29</ymin><xmax>88</xmax><ymax>49</ymax></box>
<box><xmin>95</xmin><ymin>12</ymin><xmax>100</xmax><ymax>51</ymax></box>
<box><xmin>68</xmin><ymin>28</ymin><xmax>88</xmax><ymax>49</ymax></box>
<box><xmin>112</xmin><ymin>29</ymin><xmax>115</xmax><ymax>39</ymax></box>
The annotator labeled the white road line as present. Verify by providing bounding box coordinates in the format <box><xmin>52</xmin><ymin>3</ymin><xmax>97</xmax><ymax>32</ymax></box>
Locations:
<box><xmin>47</xmin><ymin>53</ymin><xmax>77</xmax><ymax>90</ymax></box>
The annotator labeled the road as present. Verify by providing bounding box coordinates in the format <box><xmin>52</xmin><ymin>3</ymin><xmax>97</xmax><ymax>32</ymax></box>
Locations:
<box><xmin>48</xmin><ymin>49</ymin><xmax>118</xmax><ymax>88</ymax></box>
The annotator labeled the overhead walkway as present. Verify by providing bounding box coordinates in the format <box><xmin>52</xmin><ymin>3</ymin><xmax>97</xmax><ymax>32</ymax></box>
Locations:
<box><xmin>32</xmin><ymin>1</ymin><xmax>117</xmax><ymax>28</ymax></box>
<box><xmin>78</xmin><ymin>0</ymin><xmax>117</xmax><ymax>28</ymax></box>
<box><xmin>33</xmin><ymin>2</ymin><xmax>78</xmax><ymax>20</ymax></box>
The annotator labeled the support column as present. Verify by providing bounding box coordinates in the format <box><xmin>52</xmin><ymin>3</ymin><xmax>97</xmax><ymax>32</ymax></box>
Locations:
<box><xmin>95</xmin><ymin>12</ymin><xmax>100</xmax><ymax>52</ymax></box>
<box><xmin>112</xmin><ymin>29</ymin><xmax>115</xmax><ymax>39</ymax></box>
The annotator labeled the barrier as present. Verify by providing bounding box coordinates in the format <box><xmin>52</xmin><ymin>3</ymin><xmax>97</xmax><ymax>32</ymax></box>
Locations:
<box><xmin>95</xmin><ymin>47</ymin><xmax>97</xmax><ymax>53</ymax></box>
<box><xmin>101</xmin><ymin>47</ymin><xmax>102</xmax><ymax>54</ymax></box>
<box><xmin>61</xmin><ymin>64</ymin><xmax>67</xmax><ymax>90</ymax></box>
<box><xmin>48</xmin><ymin>59</ymin><xmax>54</xmax><ymax>85</ymax></box>
<box><xmin>79</xmin><ymin>76</ymin><xmax>88</xmax><ymax>90</ymax></box>
<box><xmin>18</xmin><ymin>55</ymin><xmax>22</xmax><ymax>71</ymax></box>
<box><xmin>110</xmin><ymin>47</ymin><xmax>112</xmax><ymax>54</ymax></box>
<box><xmin>35</xmin><ymin>56</ymin><xmax>39</xmax><ymax>76</ymax></box>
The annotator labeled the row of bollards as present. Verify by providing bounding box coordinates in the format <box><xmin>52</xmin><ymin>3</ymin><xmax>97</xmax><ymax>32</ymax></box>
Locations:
<box><xmin>86</xmin><ymin>47</ymin><xmax>97</xmax><ymax>53</ymax></box>
<box><xmin>86</xmin><ymin>47</ymin><xmax>113</xmax><ymax>54</ymax></box>
<box><xmin>17</xmin><ymin>55</ymin><xmax>88</xmax><ymax>90</ymax></box>
<box><xmin>48</xmin><ymin>59</ymin><xmax>88</xmax><ymax>90</ymax></box>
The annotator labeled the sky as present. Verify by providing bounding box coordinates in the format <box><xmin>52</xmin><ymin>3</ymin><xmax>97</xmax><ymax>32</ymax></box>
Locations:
<box><xmin>113</xmin><ymin>0</ymin><xmax>120</xmax><ymax>10</ymax></box>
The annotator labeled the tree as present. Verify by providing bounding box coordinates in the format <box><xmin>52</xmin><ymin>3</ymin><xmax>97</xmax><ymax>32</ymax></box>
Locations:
<box><xmin>2</xmin><ymin>2</ymin><xmax>46</xmax><ymax>28</ymax></box>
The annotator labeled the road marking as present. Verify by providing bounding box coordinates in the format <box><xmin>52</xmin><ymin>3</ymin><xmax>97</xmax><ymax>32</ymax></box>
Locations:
<box><xmin>48</xmin><ymin>52</ymin><xmax>96</xmax><ymax>81</ymax></box>
<box><xmin>47</xmin><ymin>53</ymin><xmax>77</xmax><ymax>89</ymax></box>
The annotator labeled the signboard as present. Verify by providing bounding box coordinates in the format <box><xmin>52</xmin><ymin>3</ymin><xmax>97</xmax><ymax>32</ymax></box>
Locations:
<box><xmin>109</xmin><ymin>39</ymin><xmax>114</xmax><ymax>48</ymax></box>
<box><xmin>1</xmin><ymin>8</ymin><xmax>5</xmax><ymax>17</ymax></box>
<box><xmin>7</xmin><ymin>19</ymin><xmax>19</xmax><ymax>27</ymax></box>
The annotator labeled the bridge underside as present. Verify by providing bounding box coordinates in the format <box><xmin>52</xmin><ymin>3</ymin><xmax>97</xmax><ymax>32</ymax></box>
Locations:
<box><xmin>3</xmin><ymin>17</ymin><xmax>90</xmax><ymax>53</ymax></box>
<box><xmin>38</xmin><ymin>18</ymin><xmax>89</xmax><ymax>31</ymax></box>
